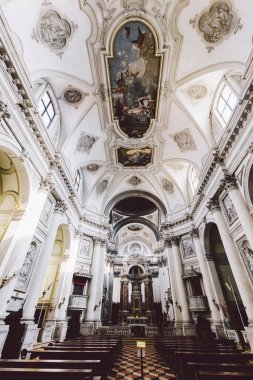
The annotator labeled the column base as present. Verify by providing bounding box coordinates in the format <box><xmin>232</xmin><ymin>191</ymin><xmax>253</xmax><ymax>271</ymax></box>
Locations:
<box><xmin>80</xmin><ymin>321</ymin><xmax>101</xmax><ymax>335</ymax></box>
<box><xmin>244</xmin><ymin>326</ymin><xmax>253</xmax><ymax>352</ymax></box>
<box><xmin>211</xmin><ymin>322</ymin><xmax>226</xmax><ymax>339</ymax></box>
<box><xmin>21</xmin><ymin>321</ymin><xmax>39</xmax><ymax>351</ymax></box>
<box><xmin>183</xmin><ymin>322</ymin><xmax>196</xmax><ymax>336</ymax></box>
<box><xmin>37</xmin><ymin>321</ymin><xmax>54</xmax><ymax>343</ymax></box>
<box><xmin>54</xmin><ymin>321</ymin><xmax>68</xmax><ymax>342</ymax></box>
<box><xmin>0</xmin><ymin>323</ymin><xmax>9</xmax><ymax>357</ymax></box>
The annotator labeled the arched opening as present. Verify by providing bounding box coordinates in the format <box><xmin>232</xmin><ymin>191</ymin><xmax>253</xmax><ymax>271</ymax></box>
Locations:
<box><xmin>248</xmin><ymin>164</ymin><xmax>253</xmax><ymax>205</ymax></box>
<box><xmin>205</xmin><ymin>223</ymin><xmax>248</xmax><ymax>330</ymax></box>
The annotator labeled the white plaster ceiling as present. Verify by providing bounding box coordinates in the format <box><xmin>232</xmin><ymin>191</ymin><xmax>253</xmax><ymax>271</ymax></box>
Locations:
<box><xmin>1</xmin><ymin>0</ymin><xmax>252</xmax><ymax>225</ymax></box>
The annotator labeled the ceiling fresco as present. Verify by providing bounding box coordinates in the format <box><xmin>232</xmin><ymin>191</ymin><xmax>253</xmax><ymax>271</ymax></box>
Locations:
<box><xmin>117</xmin><ymin>146</ymin><xmax>152</xmax><ymax>167</ymax></box>
<box><xmin>107</xmin><ymin>21</ymin><xmax>161</xmax><ymax>138</ymax></box>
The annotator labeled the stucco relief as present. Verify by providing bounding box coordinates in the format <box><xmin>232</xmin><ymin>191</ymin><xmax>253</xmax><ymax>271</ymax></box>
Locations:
<box><xmin>96</xmin><ymin>179</ymin><xmax>109</xmax><ymax>194</ymax></box>
<box><xmin>78</xmin><ymin>238</ymin><xmax>91</xmax><ymax>258</ymax></box>
<box><xmin>63</xmin><ymin>88</ymin><xmax>84</xmax><ymax>105</ymax></box>
<box><xmin>40</xmin><ymin>197</ymin><xmax>53</xmax><ymax>226</ymax></box>
<box><xmin>190</xmin><ymin>1</ymin><xmax>242</xmax><ymax>51</ymax></box>
<box><xmin>15</xmin><ymin>242</ymin><xmax>37</xmax><ymax>292</ymax></box>
<box><xmin>221</xmin><ymin>193</ymin><xmax>238</xmax><ymax>225</ymax></box>
<box><xmin>237</xmin><ymin>237</ymin><xmax>253</xmax><ymax>278</ymax></box>
<box><xmin>181</xmin><ymin>237</ymin><xmax>196</xmax><ymax>260</ymax></box>
<box><xmin>170</xmin><ymin>128</ymin><xmax>197</xmax><ymax>151</ymax></box>
<box><xmin>75</xmin><ymin>132</ymin><xmax>99</xmax><ymax>153</ymax></box>
<box><xmin>186</xmin><ymin>84</ymin><xmax>208</xmax><ymax>100</ymax></box>
<box><xmin>33</xmin><ymin>9</ymin><xmax>77</xmax><ymax>56</ymax></box>
<box><xmin>162</xmin><ymin>178</ymin><xmax>174</xmax><ymax>193</ymax></box>
<box><xmin>128</xmin><ymin>224</ymin><xmax>143</xmax><ymax>231</ymax></box>
<box><xmin>129</xmin><ymin>176</ymin><xmax>141</xmax><ymax>186</ymax></box>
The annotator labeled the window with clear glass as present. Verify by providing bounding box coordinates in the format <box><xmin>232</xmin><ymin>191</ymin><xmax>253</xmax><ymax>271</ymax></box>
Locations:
<box><xmin>190</xmin><ymin>167</ymin><xmax>199</xmax><ymax>192</ymax></box>
<box><xmin>74</xmin><ymin>169</ymin><xmax>81</xmax><ymax>191</ymax></box>
<box><xmin>217</xmin><ymin>84</ymin><xmax>238</xmax><ymax>124</ymax></box>
<box><xmin>38</xmin><ymin>92</ymin><xmax>55</xmax><ymax>127</ymax></box>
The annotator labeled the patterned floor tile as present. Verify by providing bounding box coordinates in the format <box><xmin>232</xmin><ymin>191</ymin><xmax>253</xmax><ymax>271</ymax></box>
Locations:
<box><xmin>107</xmin><ymin>338</ymin><xmax>177</xmax><ymax>379</ymax></box>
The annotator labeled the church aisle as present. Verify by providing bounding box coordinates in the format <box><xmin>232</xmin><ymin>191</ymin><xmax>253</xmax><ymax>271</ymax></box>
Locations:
<box><xmin>107</xmin><ymin>337</ymin><xmax>176</xmax><ymax>380</ymax></box>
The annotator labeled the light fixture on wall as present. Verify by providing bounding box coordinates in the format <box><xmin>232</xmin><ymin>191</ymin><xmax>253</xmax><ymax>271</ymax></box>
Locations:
<box><xmin>175</xmin><ymin>301</ymin><xmax>182</xmax><ymax>312</ymax></box>
<box><xmin>212</xmin><ymin>298</ymin><xmax>220</xmax><ymax>310</ymax></box>
<box><xmin>94</xmin><ymin>301</ymin><xmax>101</xmax><ymax>311</ymax></box>
<box><xmin>0</xmin><ymin>275</ymin><xmax>8</xmax><ymax>289</ymax></box>
<box><xmin>58</xmin><ymin>297</ymin><xmax>66</xmax><ymax>308</ymax></box>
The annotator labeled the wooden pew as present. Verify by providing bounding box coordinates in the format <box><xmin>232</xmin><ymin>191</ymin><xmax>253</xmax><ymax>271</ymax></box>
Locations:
<box><xmin>0</xmin><ymin>367</ymin><xmax>93</xmax><ymax>380</ymax></box>
<box><xmin>187</xmin><ymin>362</ymin><xmax>253</xmax><ymax>380</ymax></box>
<box><xmin>172</xmin><ymin>351</ymin><xmax>253</xmax><ymax>380</ymax></box>
<box><xmin>197</xmin><ymin>370</ymin><xmax>253</xmax><ymax>380</ymax></box>
<box><xmin>28</xmin><ymin>349</ymin><xmax>112</xmax><ymax>361</ymax></box>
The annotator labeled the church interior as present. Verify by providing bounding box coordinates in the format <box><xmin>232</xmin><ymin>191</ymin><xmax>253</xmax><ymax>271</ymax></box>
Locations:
<box><xmin>1</xmin><ymin>0</ymin><xmax>253</xmax><ymax>378</ymax></box>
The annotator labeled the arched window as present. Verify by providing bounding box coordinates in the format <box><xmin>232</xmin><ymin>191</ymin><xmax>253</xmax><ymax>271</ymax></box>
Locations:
<box><xmin>38</xmin><ymin>91</ymin><xmax>55</xmax><ymax>127</ymax></box>
<box><xmin>74</xmin><ymin>169</ymin><xmax>81</xmax><ymax>192</ymax></box>
<box><xmin>216</xmin><ymin>84</ymin><xmax>238</xmax><ymax>125</ymax></box>
<box><xmin>190</xmin><ymin>167</ymin><xmax>199</xmax><ymax>193</ymax></box>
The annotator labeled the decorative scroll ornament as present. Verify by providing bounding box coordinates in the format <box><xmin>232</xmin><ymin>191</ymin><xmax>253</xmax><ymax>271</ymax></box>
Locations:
<box><xmin>170</xmin><ymin>128</ymin><xmax>197</xmax><ymax>151</ymax></box>
<box><xmin>96</xmin><ymin>179</ymin><xmax>108</xmax><ymax>194</ymax></box>
<box><xmin>162</xmin><ymin>178</ymin><xmax>174</xmax><ymax>193</ymax></box>
<box><xmin>33</xmin><ymin>9</ymin><xmax>78</xmax><ymax>57</ymax></box>
<box><xmin>129</xmin><ymin>176</ymin><xmax>141</xmax><ymax>186</ymax></box>
<box><xmin>75</xmin><ymin>132</ymin><xmax>99</xmax><ymax>153</ymax></box>
<box><xmin>63</xmin><ymin>88</ymin><xmax>84</xmax><ymax>105</ymax></box>
<box><xmin>190</xmin><ymin>1</ymin><xmax>242</xmax><ymax>52</ymax></box>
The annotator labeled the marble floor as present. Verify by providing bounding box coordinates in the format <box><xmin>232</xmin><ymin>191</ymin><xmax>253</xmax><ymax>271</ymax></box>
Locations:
<box><xmin>107</xmin><ymin>338</ymin><xmax>176</xmax><ymax>380</ymax></box>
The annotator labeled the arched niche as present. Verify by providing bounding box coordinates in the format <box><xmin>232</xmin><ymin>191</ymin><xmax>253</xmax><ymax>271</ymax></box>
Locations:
<box><xmin>0</xmin><ymin>149</ymin><xmax>30</xmax><ymax>241</ymax></box>
<box><xmin>204</xmin><ymin>222</ymin><xmax>248</xmax><ymax>330</ymax></box>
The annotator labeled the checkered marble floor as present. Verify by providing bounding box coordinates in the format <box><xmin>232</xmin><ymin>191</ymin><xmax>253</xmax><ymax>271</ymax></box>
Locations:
<box><xmin>107</xmin><ymin>338</ymin><xmax>176</xmax><ymax>380</ymax></box>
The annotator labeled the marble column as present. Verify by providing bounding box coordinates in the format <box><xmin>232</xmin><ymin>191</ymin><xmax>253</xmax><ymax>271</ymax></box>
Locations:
<box><xmin>165</xmin><ymin>240</ymin><xmax>179</xmax><ymax>324</ymax></box>
<box><xmin>21</xmin><ymin>200</ymin><xmax>67</xmax><ymax>323</ymax></box>
<box><xmin>86</xmin><ymin>238</ymin><xmax>106</xmax><ymax>323</ymax></box>
<box><xmin>171</xmin><ymin>237</ymin><xmax>194</xmax><ymax>335</ymax></box>
<box><xmin>222</xmin><ymin>174</ymin><xmax>253</xmax><ymax>251</ymax></box>
<box><xmin>0</xmin><ymin>179</ymin><xmax>54</xmax><ymax>321</ymax></box>
<box><xmin>53</xmin><ymin>230</ymin><xmax>80</xmax><ymax>341</ymax></box>
<box><xmin>208</xmin><ymin>199</ymin><xmax>253</xmax><ymax>328</ymax></box>
<box><xmin>190</xmin><ymin>228</ymin><xmax>226</xmax><ymax>338</ymax></box>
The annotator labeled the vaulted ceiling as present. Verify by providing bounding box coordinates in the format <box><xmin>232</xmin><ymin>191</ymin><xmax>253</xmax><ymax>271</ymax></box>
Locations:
<box><xmin>1</xmin><ymin>0</ymin><xmax>252</xmax><ymax>232</ymax></box>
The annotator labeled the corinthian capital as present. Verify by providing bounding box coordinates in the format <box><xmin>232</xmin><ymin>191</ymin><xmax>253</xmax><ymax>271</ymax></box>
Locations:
<box><xmin>171</xmin><ymin>236</ymin><xmax>180</xmax><ymax>246</ymax></box>
<box><xmin>55</xmin><ymin>200</ymin><xmax>68</xmax><ymax>214</ymax></box>
<box><xmin>190</xmin><ymin>228</ymin><xmax>199</xmax><ymax>239</ymax></box>
<box><xmin>39</xmin><ymin>175</ymin><xmax>55</xmax><ymax>192</ymax></box>
<box><xmin>221</xmin><ymin>174</ymin><xmax>238</xmax><ymax>192</ymax></box>
<box><xmin>207</xmin><ymin>198</ymin><xmax>220</xmax><ymax>213</ymax></box>
<box><xmin>0</xmin><ymin>99</ymin><xmax>10</xmax><ymax>119</ymax></box>
<box><xmin>165</xmin><ymin>239</ymin><xmax>172</xmax><ymax>248</ymax></box>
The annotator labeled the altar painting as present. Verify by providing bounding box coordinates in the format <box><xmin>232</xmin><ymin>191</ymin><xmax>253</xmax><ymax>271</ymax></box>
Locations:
<box><xmin>108</xmin><ymin>21</ymin><xmax>161</xmax><ymax>138</ymax></box>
